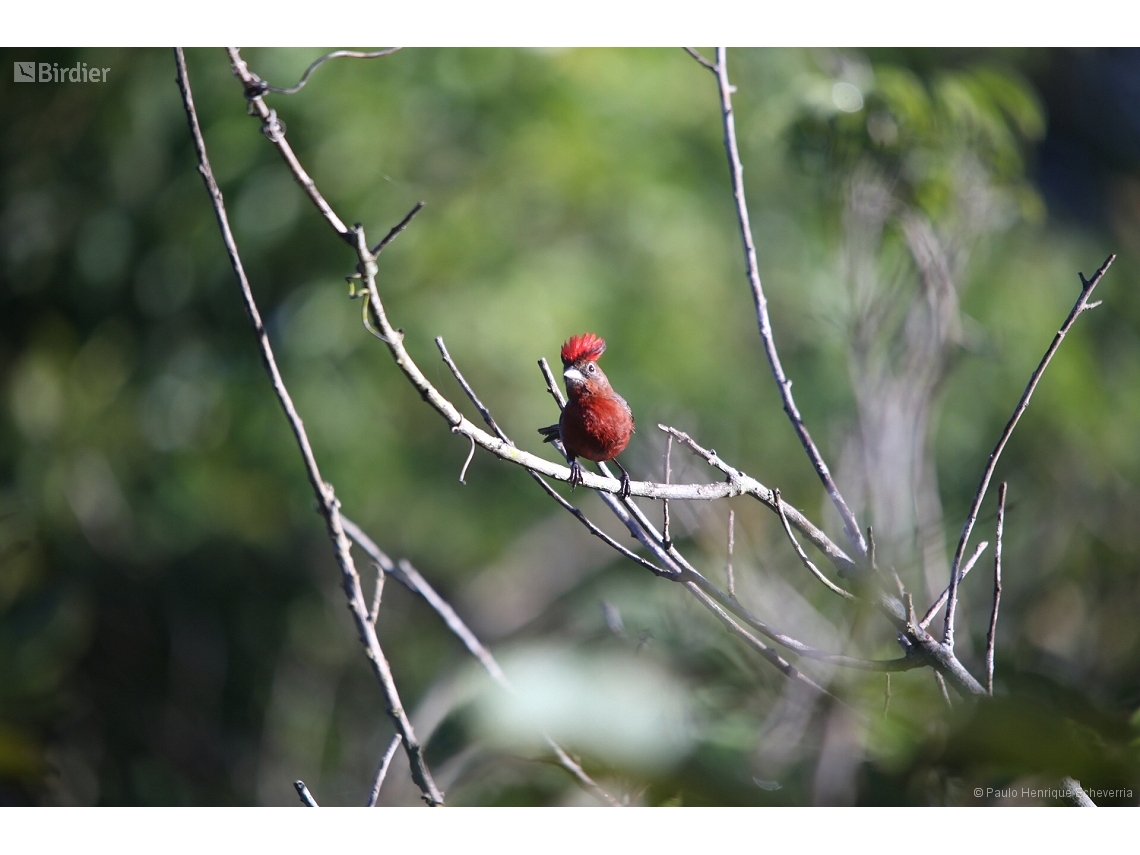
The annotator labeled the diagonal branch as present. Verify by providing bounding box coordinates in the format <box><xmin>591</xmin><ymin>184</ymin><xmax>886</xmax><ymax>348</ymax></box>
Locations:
<box><xmin>660</xmin><ymin>425</ymin><xmax>858</xmax><ymax>577</ymax></box>
<box><xmin>293</xmin><ymin>780</ymin><xmax>319</xmax><ymax>807</ymax></box>
<box><xmin>176</xmin><ymin>47</ymin><xmax>443</xmax><ymax>806</ymax></box>
<box><xmin>774</xmin><ymin>489</ymin><xmax>855</xmax><ymax>601</ymax></box>
<box><xmin>372</xmin><ymin>201</ymin><xmax>425</xmax><ymax>256</ymax></box>
<box><xmin>918</xmin><ymin>540</ymin><xmax>990</xmax><ymax>629</ymax></box>
<box><xmin>985</xmin><ymin>483</ymin><xmax>1006</xmax><ymax>695</ymax></box>
<box><xmin>340</xmin><ymin>516</ymin><xmax>621</xmax><ymax>806</ymax></box>
<box><xmin>710</xmin><ymin>47</ymin><xmax>868</xmax><ymax>560</ymax></box>
<box><xmin>943</xmin><ymin>254</ymin><xmax>1115</xmax><ymax>649</ymax></box>
<box><xmin>366</xmin><ymin>734</ymin><xmax>402</xmax><ymax>807</ymax></box>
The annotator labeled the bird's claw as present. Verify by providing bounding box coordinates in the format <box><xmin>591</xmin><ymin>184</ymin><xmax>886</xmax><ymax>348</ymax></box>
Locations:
<box><xmin>568</xmin><ymin>459</ymin><xmax>583</xmax><ymax>491</ymax></box>
<box><xmin>618</xmin><ymin>470</ymin><xmax>632</xmax><ymax>500</ymax></box>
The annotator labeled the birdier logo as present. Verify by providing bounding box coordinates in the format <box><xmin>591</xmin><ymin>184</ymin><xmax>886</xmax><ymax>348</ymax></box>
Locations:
<box><xmin>13</xmin><ymin>61</ymin><xmax>110</xmax><ymax>83</ymax></box>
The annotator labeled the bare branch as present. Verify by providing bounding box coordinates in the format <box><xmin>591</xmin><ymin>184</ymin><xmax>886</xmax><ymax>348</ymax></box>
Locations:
<box><xmin>180</xmin><ymin>47</ymin><xmax>442</xmax><ymax>806</ymax></box>
<box><xmin>934</xmin><ymin>671</ymin><xmax>952</xmax><ymax>708</ymax></box>
<box><xmin>545</xmin><ymin>743</ymin><xmax>620</xmax><ymax>806</ymax></box>
<box><xmin>774</xmin><ymin>489</ymin><xmax>855</xmax><ymax>601</ymax></box>
<box><xmin>438</xmin><ymin>337</ymin><xmax>506</xmax><ymax>438</ymax></box>
<box><xmin>539</xmin><ymin>357</ymin><xmax>567</xmax><ymax>409</ymax></box>
<box><xmin>366</xmin><ymin>734</ymin><xmax>401</xmax><ymax>807</ymax></box>
<box><xmin>368</xmin><ymin>561</ymin><xmax>385</xmax><ymax>624</ymax></box>
<box><xmin>944</xmin><ymin>254</ymin><xmax>1115</xmax><ymax>649</ymax></box>
<box><xmin>653</xmin><ymin>427</ymin><xmax>980</xmax><ymax>693</ymax></box>
<box><xmin>680</xmin><ymin>580</ymin><xmax>841</xmax><ymax>696</ymax></box>
<box><xmin>340</xmin><ymin>517</ymin><xmax>620</xmax><ymax>806</ymax></box>
<box><xmin>293</xmin><ymin>780</ymin><xmax>319</xmax><ymax>807</ymax></box>
<box><xmin>685</xmin><ymin>570</ymin><xmax>920</xmax><ymax>673</ymax></box>
<box><xmin>710</xmin><ymin>47</ymin><xmax>867</xmax><ymax>560</ymax></box>
<box><xmin>456</xmin><ymin>431</ymin><xmax>476</xmax><ymax>483</ymax></box>
<box><xmin>372</xmin><ymin>201</ymin><xmax>425</xmax><ymax>256</ymax></box>
<box><xmin>227</xmin><ymin>48</ymin><xmax>351</xmax><ymax>236</ymax></box>
<box><xmin>662</xmin><ymin>434</ymin><xmax>673</xmax><ymax>550</ymax></box>
<box><xmin>725</xmin><ymin>509</ymin><xmax>736</xmax><ymax>599</ymax></box>
<box><xmin>683</xmin><ymin>47</ymin><xmax>717</xmax><ymax>73</ymax></box>
<box><xmin>1062</xmin><ymin>777</ymin><xmax>1096</xmax><ymax>808</ymax></box>
<box><xmin>986</xmin><ymin>483</ymin><xmax>1006</xmax><ymax>695</ymax></box>
<box><xmin>261</xmin><ymin>47</ymin><xmax>402</xmax><ymax>96</ymax></box>
<box><xmin>660</xmin><ymin>424</ymin><xmax>858</xmax><ymax>578</ymax></box>
<box><xmin>919</xmin><ymin>540</ymin><xmax>990</xmax><ymax>629</ymax></box>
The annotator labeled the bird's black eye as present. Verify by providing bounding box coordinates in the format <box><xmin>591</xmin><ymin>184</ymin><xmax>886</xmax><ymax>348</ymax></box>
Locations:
<box><xmin>587</xmin><ymin>363</ymin><xmax>596</xmax><ymax>374</ymax></box>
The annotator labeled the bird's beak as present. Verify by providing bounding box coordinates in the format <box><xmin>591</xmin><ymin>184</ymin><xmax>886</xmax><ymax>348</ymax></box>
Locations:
<box><xmin>563</xmin><ymin>367</ymin><xmax>584</xmax><ymax>383</ymax></box>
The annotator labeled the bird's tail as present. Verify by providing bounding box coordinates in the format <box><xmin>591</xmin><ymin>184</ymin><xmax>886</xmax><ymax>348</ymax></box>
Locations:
<box><xmin>537</xmin><ymin>424</ymin><xmax>560</xmax><ymax>443</ymax></box>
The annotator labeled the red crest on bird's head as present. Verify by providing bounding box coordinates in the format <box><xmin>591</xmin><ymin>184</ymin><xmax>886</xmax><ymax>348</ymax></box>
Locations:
<box><xmin>561</xmin><ymin>332</ymin><xmax>606</xmax><ymax>366</ymax></box>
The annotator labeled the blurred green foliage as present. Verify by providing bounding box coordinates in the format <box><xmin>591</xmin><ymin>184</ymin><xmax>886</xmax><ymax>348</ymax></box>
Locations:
<box><xmin>1</xmin><ymin>47</ymin><xmax>1139</xmax><ymax>806</ymax></box>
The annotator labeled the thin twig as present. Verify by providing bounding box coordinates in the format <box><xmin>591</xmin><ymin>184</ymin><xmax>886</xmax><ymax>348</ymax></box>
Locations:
<box><xmin>725</xmin><ymin>509</ymin><xmax>736</xmax><ymax>599</ymax></box>
<box><xmin>438</xmin><ymin>337</ymin><xmax>506</xmax><ymax>437</ymax></box>
<box><xmin>456</xmin><ymin>431</ymin><xmax>476</xmax><ymax>483</ymax></box>
<box><xmin>662</xmin><ymin>434</ymin><xmax>673</xmax><ymax>550</ymax></box>
<box><xmin>182</xmin><ymin>48</ymin><xmax>442</xmax><ymax>806</ymax></box>
<box><xmin>883</xmin><ymin>674</ymin><xmax>891</xmax><ymax>719</ymax></box>
<box><xmin>661</xmin><ymin>424</ymin><xmax>858</xmax><ymax>578</ymax></box>
<box><xmin>368</xmin><ymin>561</ymin><xmax>385</xmax><ymax>624</ymax></box>
<box><xmin>539</xmin><ymin>357</ymin><xmax>567</xmax><ymax>409</ymax></box>
<box><xmin>372</xmin><ymin>201</ymin><xmax>425</xmax><ymax>256</ymax></box>
<box><xmin>919</xmin><ymin>540</ymin><xmax>990</xmax><ymax>629</ymax></box>
<box><xmin>340</xmin><ymin>517</ymin><xmax>620</xmax><ymax>806</ymax></box>
<box><xmin>943</xmin><ymin>254</ymin><xmax>1115</xmax><ymax>649</ymax></box>
<box><xmin>228</xmin><ymin>49</ymin><xmax>351</xmax><ymax>236</ymax></box>
<box><xmin>262</xmin><ymin>47</ymin><xmax>402</xmax><ymax>95</ymax></box>
<box><xmin>294</xmin><ymin>780</ymin><xmax>319</xmax><ymax>807</ymax></box>
<box><xmin>934</xmin><ymin>672</ymin><xmax>952</xmax><ymax>708</ymax></box>
<box><xmin>683</xmin><ymin>47</ymin><xmax>717</xmax><ymax>73</ymax></box>
<box><xmin>985</xmin><ymin>483</ymin><xmax>1006</xmax><ymax>695</ymax></box>
<box><xmin>709</xmin><ymin>47</ymin><xmax>867</xmax><ymax>560</ymax></box>
<box><xmin>774</xmin><ymin>489</ymin><xmax>854</xmax><ymax>601</ymax></box>
<box><xmin>654</xmin><ymin>427</ymin><xmax>979</xmax><ymax>693</ymax></box>
<box><xmin>366</xmin><ymin>734</ymin><xmax>402</xmax><ymax>806</ymax></box>
<box><xmin>680</xmin><ymin>580</ymin><xmax>843</xmax><ymax>698</ymax></box>
<box><xmin>684</xmin><ymin>568</ymin><xmax>919</xmax><ymax>673</ymax></box>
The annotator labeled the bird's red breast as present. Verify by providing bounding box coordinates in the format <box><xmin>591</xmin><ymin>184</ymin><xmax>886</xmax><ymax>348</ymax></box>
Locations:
<box><xmin>559</xmin><ymin>390</ymin><xmax>634</xmax><ymax>462</ymax></box>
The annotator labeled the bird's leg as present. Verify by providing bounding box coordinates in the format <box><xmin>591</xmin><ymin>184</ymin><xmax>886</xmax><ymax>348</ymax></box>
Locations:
<box><xmin>612</xmin><ymin>459</ymin><xmax>632</xmax><ymax>500</ymax></box>
<box><xmin>568</xmin><ymin>457</ymin><xmax>583</xmax><ymax>491</ymax></box>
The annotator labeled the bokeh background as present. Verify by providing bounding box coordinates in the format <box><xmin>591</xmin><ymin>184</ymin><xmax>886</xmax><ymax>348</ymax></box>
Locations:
<box><xmin>1</xmin><ymin>47</ymin><xmax>1139</xmax><ymax>806</ymax></box>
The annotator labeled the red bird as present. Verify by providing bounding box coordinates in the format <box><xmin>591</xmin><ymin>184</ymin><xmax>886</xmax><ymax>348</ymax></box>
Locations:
<box><xmin>538</xmin><ymin>332</ymin><xmax>636</xmax><ymax>498</ymax></box>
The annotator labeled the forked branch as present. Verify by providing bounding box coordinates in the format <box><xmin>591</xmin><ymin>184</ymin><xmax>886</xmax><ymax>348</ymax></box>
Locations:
<box><xmin>175</xmin><ymin>47</ymin><xmax>442</xmax><ymax>806</ymax></box>
<box><xmin>705</xmin><ymin>47</ymin><xmax>868</xmax><ymax>560</ymax></box>
<box><xmin>943</xmin><ymin>254</ymin><xmax>1115</xmax><ymax>649</ymax></box>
